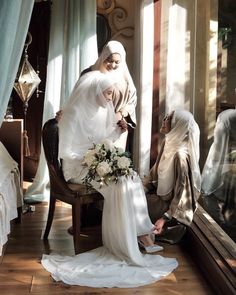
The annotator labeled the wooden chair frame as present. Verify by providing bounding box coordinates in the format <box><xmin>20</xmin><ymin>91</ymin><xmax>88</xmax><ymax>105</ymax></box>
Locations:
<box><xmin>42</xmin><ymin>118</ymin><xmax>102</xmax><ymax>254</ymax></box>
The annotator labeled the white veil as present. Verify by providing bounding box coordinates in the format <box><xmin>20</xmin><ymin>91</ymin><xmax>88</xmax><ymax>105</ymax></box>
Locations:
<box><xmin>58</xmin><ymin>71</ymin><xmax>120</xmax><ymax>162</ymax></box>
<box><xmin>157</xmin><ymin>110</ymin><xmax>201</xmax><ymax>196</ymax></box>
<box><xmin>201</xmin><ymin>109</ymin><xmax>236</xmax><ymax>198</ymax></box>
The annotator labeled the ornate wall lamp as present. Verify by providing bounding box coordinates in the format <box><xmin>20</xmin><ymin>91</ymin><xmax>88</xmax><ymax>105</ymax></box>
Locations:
<box><xmin>14</xmin><ymin>32</ymin><xmax>41</xmax><ymax>156</ymax></box>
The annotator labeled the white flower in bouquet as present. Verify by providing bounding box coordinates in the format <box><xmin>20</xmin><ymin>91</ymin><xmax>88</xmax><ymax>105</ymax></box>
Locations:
<box><xmin>116</xmin><ymin>147</ymin><xmax>124</xmax><ymax>154</ymax></box>
<box><xmin>100</xmin><ymin>139</ymin><xmax>115</xmax><ymax>151</ymax></box>
<box><xmin>117</xmin><ymin>156</ymin><xmax>131</xmax><ymax>169</ymax></box>
<box><xmin>83</xmin><ymin>149</ymin><xmax>97</xmax><ymax>167</ymax></box>
<box><xmin>96</xmin><ymin>161</ymin><xmax>112</xmax><ymax>177</ymax></box>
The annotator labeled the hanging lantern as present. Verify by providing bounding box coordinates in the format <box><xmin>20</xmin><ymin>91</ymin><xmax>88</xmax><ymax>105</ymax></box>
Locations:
<box><xmin>14</xmin><ymin>32</ymin><xmax>41</xmax><ymax>156</ymax></box>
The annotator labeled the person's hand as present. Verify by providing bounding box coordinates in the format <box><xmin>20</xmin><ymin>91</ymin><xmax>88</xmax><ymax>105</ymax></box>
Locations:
<box><xmin>117</xmin><ymin>118</ymin><xmax>128</xmax><ymax>133</ymax></box>
<box><xmin>115</xmin><ymin>111</ymin><xmax>123</xmax><ymax>121</ymax></box>
<box><xmin>153</xmin><ymin>217</ymin><xmax>166</xmax><ymax>235</ymax></box>
<box><xmin>55</xmin><ymin>110</ymin><xmax>63</xmax><ymax>122</ymax></box>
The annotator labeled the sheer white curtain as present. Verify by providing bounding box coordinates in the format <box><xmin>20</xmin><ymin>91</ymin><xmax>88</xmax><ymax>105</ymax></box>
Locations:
<box><xmin>166</xmin><ymin>3</ymin><xmax>188</xmax><ymax>112</ymax></box>
<box><xmin>133</xmin><ymin>0</ymin><xmax>154</xmax><ymax>177</ymax></box>
<box><xmin>25</xmin><ymin>0</ymin><xmax>97</xmax><ymax>201</ymax></box>
<box><xmin>0</xmin><ymin>0</ymin><xmax>34</xmax><ymax>125</ymax></box>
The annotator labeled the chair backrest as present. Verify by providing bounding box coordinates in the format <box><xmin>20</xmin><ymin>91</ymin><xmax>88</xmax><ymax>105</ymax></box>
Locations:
<box><xmin>42</xmin><ymin>119</ymin><xmax>60</xmax><ymax>171</ymax></box>
<box><xmin>42</xmin><ymin>119</ymin><xmax>72</xmax><ymax>194</ymax></box>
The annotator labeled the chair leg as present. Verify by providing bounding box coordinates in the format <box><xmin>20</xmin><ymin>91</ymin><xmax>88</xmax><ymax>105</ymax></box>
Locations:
<box><xmin>43</xmin><ymin>195</ymin><xmax>56</xmax><ymax>239</ymax></box>
<box><xmin>72</xmin><ymin>201</ymin><xmax>81</xmax><ymax>254</ymax></box>
<box><xmin>81</xmin><ymin>203</ymin><xmax>89</xmax><ymax>228</ymax></box>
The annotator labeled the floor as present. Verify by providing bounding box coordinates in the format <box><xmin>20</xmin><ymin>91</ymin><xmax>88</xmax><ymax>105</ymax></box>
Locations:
<box><xmin>0</xmin><ymin>201</ymin><xmax>214</xmax><ymax>294</ymax></box>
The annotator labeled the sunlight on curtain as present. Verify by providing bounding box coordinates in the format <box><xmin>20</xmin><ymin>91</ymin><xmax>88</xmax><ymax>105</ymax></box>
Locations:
<box><xmin>133</xmin><ymin>0</ymin><xmax>154</xmax><ymax>177</ymax></box>
<box><xmin>0</xmin><ymin>0</ymin><xmax>34</xmax><ymax>125</ymax></box>
<box><xmin>166</xmin><ymin>4</ymin><xmax>188</xmax><ymax>112</ymax></box>
<box><xmin>25</xmin><ymin>0</ymin><xmax>97</xmax><ymax>202</ymax></box>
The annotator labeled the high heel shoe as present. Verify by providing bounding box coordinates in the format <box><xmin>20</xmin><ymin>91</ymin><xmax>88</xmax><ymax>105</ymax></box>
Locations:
<box><xmin>138</xmin><ymin>240</ymin><xmax>163</xmax><ymax>253</ymax></box>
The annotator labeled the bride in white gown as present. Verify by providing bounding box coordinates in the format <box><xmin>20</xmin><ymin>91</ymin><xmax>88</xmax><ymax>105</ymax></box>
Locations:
<box><xmin>41</xmin><ymin>71</ymin><xmax>178</xmax><ymax>288</ymax></box>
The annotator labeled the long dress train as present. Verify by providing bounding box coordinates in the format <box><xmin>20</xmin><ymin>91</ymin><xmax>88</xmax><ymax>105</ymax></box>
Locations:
<box><xmin>41</xmin><ymin>175</ymin><xmax>178</xmax><ymax>288</ymax></box>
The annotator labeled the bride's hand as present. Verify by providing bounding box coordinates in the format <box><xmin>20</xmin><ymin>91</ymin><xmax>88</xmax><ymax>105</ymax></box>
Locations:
<box><xmin>117</xmin><ymin>118</ymin><xmax>128</xmax><ymax>133</ymax></box>
<box><xmin>115</xmin><ymin>111</ymin><xmax>123</xmax><ymax>121</ymax></box>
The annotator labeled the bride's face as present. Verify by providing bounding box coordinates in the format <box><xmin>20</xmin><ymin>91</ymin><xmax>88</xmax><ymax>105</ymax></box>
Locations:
<box><xmin>96</xmin><ymin>86</ymin><xmax>114</xmax><ymax>108</ymax></box>
<box><xmin>103</xmin><ymin>86</ymin><xmax>113</xmax><ymax>102</ymax></box>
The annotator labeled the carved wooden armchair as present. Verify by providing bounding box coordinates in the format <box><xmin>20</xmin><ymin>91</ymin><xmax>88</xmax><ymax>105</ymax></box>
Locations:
<box><xmin>42</xmin><ymin>118</ymin><xmax>103</xmax><ymax>254</ymax></box>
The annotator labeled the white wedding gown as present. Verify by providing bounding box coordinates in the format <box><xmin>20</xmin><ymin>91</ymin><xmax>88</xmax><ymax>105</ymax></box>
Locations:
<box><xmin>41</xmin><ymin>174</ymin><xmax>178</xmax><ymax>288</ymax></box>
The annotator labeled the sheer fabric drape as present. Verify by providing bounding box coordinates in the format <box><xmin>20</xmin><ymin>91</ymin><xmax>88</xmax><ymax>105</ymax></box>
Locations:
<box><xmin>133</xmin><ymin>0</ymin><xmax>154</xmax><ymax>177</ymax></box>
<box><xmin>0</xmin><ymin>0</ymin><xmax>34</xmax><ymax>125</ymax></box>
<box><xmin>25</xmin><ymin>0</ymin><xmax>97</xmax><ymax>201</ymax></box>
<box><xmin>202</xmin><ymin>109</ymin><xmax>236</xmax><ymax>196</ymax></box>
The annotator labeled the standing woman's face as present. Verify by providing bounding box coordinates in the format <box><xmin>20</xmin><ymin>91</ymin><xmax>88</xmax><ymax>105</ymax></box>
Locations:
<box><xmin>103</xmin><ymin>53</ymin><xmax>121</xmax><ymax>71</ymax></box>
<box><xmin>160</xmin><ymin>111</ymin><xmax>175</xmax><ymax>134</ymax></box>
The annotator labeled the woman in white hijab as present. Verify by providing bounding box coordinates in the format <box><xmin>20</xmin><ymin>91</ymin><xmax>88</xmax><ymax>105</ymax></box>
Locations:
<box><xmin>143</xmin><ymin>110</ymin><xmax>201</xmax><ymax>244</ymax></box>
<box><xmin>41</xmin><ymin>71</ymin><xmax>178</xmax><ymax>288</ymax></box>
<box><xmin>81</xmin><ymin>40</ymin><xmax>137</xmax><ymax>151</ymax></box>
<box><xmin>58</xmin><ymin>71</ymin><xmax>121</xmax><ymax>182</ymax></box>
<box><xmin>201</xmin><ymin>109</ymin><xmax>236</xmax><ymax>241</ymax></box>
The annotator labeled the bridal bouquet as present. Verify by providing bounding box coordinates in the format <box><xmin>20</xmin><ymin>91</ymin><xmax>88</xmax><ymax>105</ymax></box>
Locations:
<box><xmin>82</xmin><ymin>139</ymin><xmax>134</xmax><ymax>188</ymax></box>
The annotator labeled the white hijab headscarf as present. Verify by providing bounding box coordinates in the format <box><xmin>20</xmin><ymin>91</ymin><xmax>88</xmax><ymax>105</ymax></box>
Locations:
<box><xmin>58</xmin><ymin>71</ymin><xmax>120</xmax><ymax>161</ymax></box>
<box><xmin>157</xmin><ymin>110</ymin><xmax>201</xmax><ymax>196</ymax></box>
<box><xmin>201</xmin><ymin>109</ymin><xmax>236</xmax><ymax>198</ymax></box>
